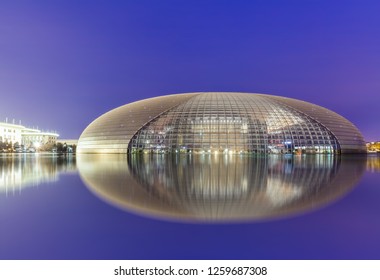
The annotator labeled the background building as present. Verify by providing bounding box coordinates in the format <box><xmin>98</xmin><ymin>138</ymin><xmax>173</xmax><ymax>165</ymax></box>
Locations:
<box><xmin>0</xmin><ymin>120</ymin><xmax>59</xmax><ymax>151</ymax></box>
<box><xmin>77</xmin><ymin>92</ymin><xmax>367</xmax><ymax>154</ymax></box>
<box><xmin>367</xmin><ymin>142</ymin><xmax>380</xmax><ymax>153</ymax></box>
<box><xmin>21</xmin><ymin>128</ymin><xmax>59</xmax><ymax>149</ymax></box>
<box><xmin>0</xmin><ymin>122</ymin><xmax>24</xmax><ymax>145</ymax></box>
<box><xmin>57</xmin><ymin>139</ymin><xmax>78</xmax><ymax>146</ymax></box>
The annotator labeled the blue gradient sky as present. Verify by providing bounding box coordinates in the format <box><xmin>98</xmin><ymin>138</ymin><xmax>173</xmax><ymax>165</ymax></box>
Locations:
<box><xmin>1</xmin><ymin>1</ymin><xmax>379</xmax><ymax>140</ymax></box>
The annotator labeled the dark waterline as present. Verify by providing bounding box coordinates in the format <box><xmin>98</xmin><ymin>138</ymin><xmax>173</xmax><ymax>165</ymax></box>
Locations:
<box><xmin>0</xmin><ymin>153</ymin><xmax>379</xmax><ymax>259</ymax></box>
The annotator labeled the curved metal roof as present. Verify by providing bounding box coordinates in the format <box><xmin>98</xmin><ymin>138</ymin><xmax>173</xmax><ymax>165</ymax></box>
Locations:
<box><xmin>77</xmin><ymin>92</ymin><xmax>366</xmax><ymax>154</ymax></box>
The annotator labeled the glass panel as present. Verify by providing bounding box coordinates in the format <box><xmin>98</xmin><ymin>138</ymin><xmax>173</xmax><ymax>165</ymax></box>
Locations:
<box><xmin>129</xmin><ymin>93</ymin><xmax>340</xmax><ymax>154</ymax></box>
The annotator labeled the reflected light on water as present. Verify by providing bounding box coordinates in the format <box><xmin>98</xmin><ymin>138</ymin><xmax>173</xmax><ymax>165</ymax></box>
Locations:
<box><xmin>77</xmin><ymin>154</ymin><xmax>367</xmax><ymax>222</ymax></box>
<box><xmin>0</xmin><ymin>154</ymin><xmax>76</xmax><ymax>195</ymax></box>
<box><xmin>366</xmin><ymin>154</ymin><xmax>380</xmax><ymax>172</ymax></box>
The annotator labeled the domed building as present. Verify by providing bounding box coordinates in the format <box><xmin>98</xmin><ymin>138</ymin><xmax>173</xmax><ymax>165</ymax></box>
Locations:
<box><xmin>77</xmin><ymin>92</ymin><xmax>366</xmax><ymax>154</ymax></box>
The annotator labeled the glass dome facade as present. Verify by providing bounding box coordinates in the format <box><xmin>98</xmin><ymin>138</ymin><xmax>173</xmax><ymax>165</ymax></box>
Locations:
<box><xmin>77</xmin><ymin>92</ymin><xmax>366</xmax><ymax>154</ymax></box>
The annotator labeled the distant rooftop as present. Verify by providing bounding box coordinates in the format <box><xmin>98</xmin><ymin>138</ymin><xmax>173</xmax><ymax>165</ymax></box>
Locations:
<box><xmin>0</xmin><ymin>119</ymin><xmax>59</xmax><ymax>136</ymax></box>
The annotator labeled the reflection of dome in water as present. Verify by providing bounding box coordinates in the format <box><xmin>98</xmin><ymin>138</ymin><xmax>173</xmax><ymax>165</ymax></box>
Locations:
<box><xmin>77</xmin><ymin>92</ymin><xmax>366</xmax><ymax>154</ymax></box>
<box><xmin>77</xmin><ymin>154</ymin><xmax>366</xmax><ymax>222</ymax></box>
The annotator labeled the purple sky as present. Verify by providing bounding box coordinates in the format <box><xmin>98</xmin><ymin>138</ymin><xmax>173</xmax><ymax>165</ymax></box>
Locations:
<box><xmin>0</xmin><ymin>1</ymin><xmax>379</xmax><ymax>140</ymax></box>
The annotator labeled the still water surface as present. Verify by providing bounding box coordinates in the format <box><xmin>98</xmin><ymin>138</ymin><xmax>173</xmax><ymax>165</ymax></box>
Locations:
<box><xmin>0</xmin><ymin>153</ymin><xmax>379</xmax><ymax>259</ymax></box>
